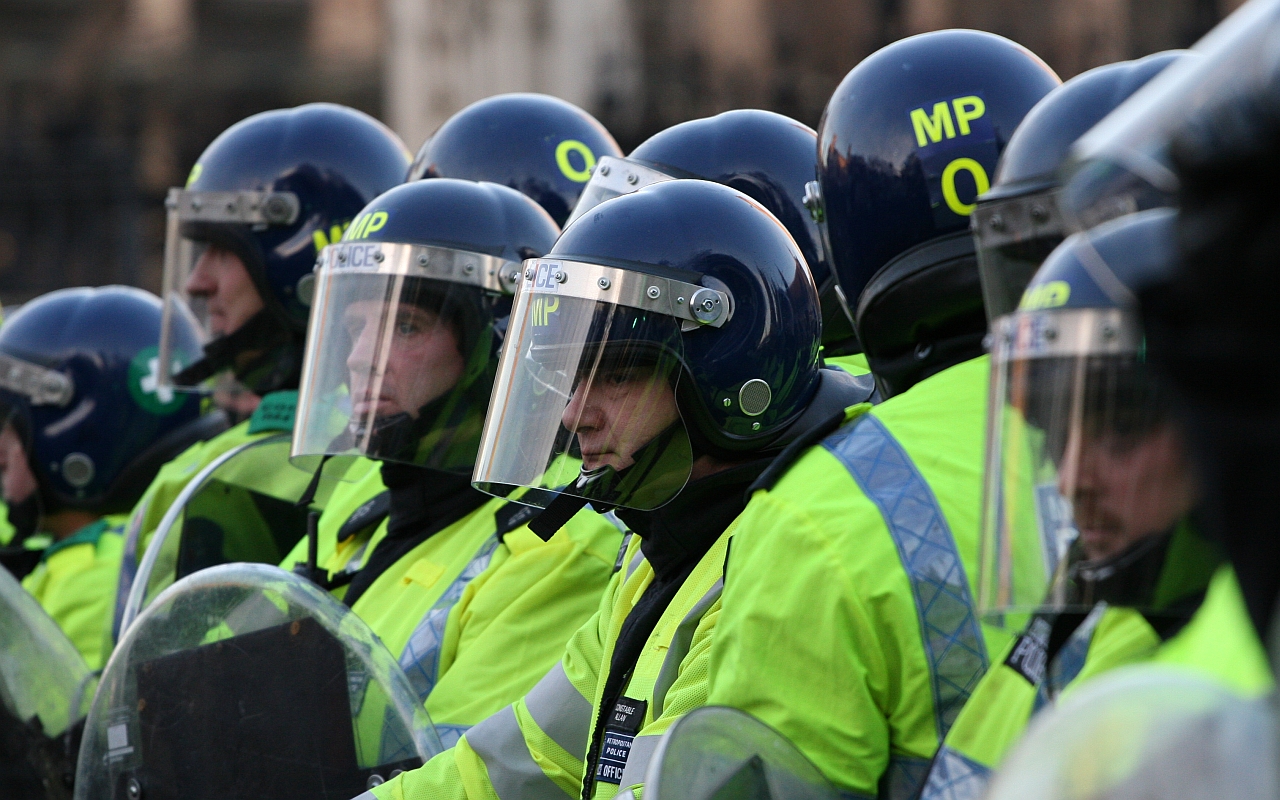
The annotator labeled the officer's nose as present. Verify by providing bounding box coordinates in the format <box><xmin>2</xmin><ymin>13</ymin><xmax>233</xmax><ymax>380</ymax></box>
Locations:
<box><xmin>186</xmin><ymin>247</ymin><xmax>221</xmax><ymax>298</ymax></box>
<box><xmin>562</xmin><ymin>381</ymin><xmax>602</xmax><ymax>434</ymax></box>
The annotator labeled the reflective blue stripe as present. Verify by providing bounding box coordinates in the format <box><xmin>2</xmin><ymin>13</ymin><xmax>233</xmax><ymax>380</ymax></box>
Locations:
<box><xmin>879</xmin><ymin>755</ymin><xmax>932</xmax><ymax>800</ymax></box>
<box><xmin>919</xmin><ymin>746</ymin><xmax>992</xmax><ymax>800</ymax></box>
<box><xmin>1032</xmin><ymin>605</ymin><xmax>1103</xmax><ymax>714</ymax></box>
<box><xmin>436</xmin><ymin>723</ymin><xmax>471</xmax><ymax>750</ymax></box>
<box><xmin>398</xmin><ymin>535</ymin><xmax>502</xmax><ymax>704</ymax></box>
<box><xmin>823</xmin><ymin>414</ymin><xmax>988</xmax><ymax>740</ymax></box>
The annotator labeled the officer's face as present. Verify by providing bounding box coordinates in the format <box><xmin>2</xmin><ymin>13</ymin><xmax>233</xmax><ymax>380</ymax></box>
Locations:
<box><xmin>0</xmin><ymin>424</ymin><xmax>36</xmax><ymax>506</ymax></box>
<box><xmin>561</xmin><ymin>364</ymin><xmax>679</xmax><ymax>472</ymax></box>
<box><xmin>1059</xmin><ymin>422</ymin><xmax>1197</xmax><ymax>561</ymax></box>
<box><xmin>344</xmin><ymin>300</ymin><xmax>465</xmax><ymax>419</ymax></box>
<box><xmin>186</xmin><ymin>245</ymin><xmax>265</xmax><ymax>336</ymax></box>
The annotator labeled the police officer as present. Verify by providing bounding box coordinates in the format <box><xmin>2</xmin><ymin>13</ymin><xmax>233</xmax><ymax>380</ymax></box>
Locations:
<box><xmin>691</xmin><ymin>30</ymin><xmax>1059</xmax><ymax>799</ymax></box>
<box><xmin>918</xmin><ymin>52</ymin><xmax>1215</xmax><ymax>800</ymax></box>
<box><xmin>280</xmin><ymin>94</ymin><xmax>627</xmax><ymax>584</ymax></box>
<box><xmin>287</xmin><ymin>177</ymin><xmax>624</xmax><ymax>746</ymax></box>
<box><xmin>0</xmin><ymin>287</ymin><xmax>222</xmax><ymax>669</ymax></box>
<box><xmin>111</xmin><ymin>104</ymin><xmax>411</xmax><ymax>638</ymax></box>
<box><xmin>360</xmin><ymin>173</ymin><xmax>872</xmax><ymax>800</ymax></box>
<box><xmin>565</xmin><ymin>108</ymin><xmax>865</xmax><ymax>365</ymax></box>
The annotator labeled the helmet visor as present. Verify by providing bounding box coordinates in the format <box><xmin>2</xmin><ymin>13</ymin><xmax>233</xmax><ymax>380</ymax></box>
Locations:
<box><xmin>474</xmin><ymin>258</ymin><xmax>731</xmax><ymax>511</ymax></box>
<box><xmin>1061</xmin><ymin>0</ymin><xmax>1280</xmax><ymax>230</ymax></box>
<box><xmin>973</xmin><ymin>189</ymin><xmax>1067</xmax><ymax>321</ymax></box>
<box><xmin>156</xmin><ymin>187</ymin><xmax>302</xmax><ymax>391</ymax></box>
<box><xmin>979</xmin><ymin>309</ymin><xmax>1216</xmax><ymax>622</ymax></box>
<box><xmin>292</xmin><ymin>242</ymin><xmax>512</xmax><ymax>472</ymax></box>
<box><xmin>563</xmin><ymin>156</ymin><xmax>676</xmax><ymax>228</ymax></box>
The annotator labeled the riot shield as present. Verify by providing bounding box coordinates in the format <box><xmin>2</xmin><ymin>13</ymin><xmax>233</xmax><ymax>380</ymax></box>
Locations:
<box><xmin>75</xmin><ymin>563</ymin><xmax>442</xmax><ymax>800</ymax></box>
<box><xmin>0</xmin><ymin>562</ymin><xmax>95</xmax><ymax>800</ymax></box>
<box><xmin>644</xmin><ymin>707</ymin><xmax>839</xmax><ymax>800</ymax></box>
<box><xmin>986</xmin><ymin>665</ymin><xmax>1275</xmax><ymax>800</ymax></box>
<box><xmin>116</xmin><ymin>434</ymin><xmax>340</xmax><ymax>636</ymax></box>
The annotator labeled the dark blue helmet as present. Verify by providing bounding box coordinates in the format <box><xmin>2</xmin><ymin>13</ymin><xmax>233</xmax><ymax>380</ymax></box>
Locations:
<box><xmin>293</xmin><ymin>178</ymin><xmax>561</xmax><ymax>473</ymax></box>
<box><xmin>0</xmin><ymin>287</ymin><xmax>225</xmax><ymax>515</ymax></box>
<box><xmin>474</xmin><ymin>179</ymin><xmax>876</xmax><ymax>514</ymax></box>
<box><xmin>551</xmin><ymin>179</ymin><xmax>862</xmax><ymax>454</ymax></box>
<box><xmin>168</xmin><ymin>103</ymin><xmax>411</xmax><ymax>393</ymax></box>
<box><xmin>566</xmin><ymin>109</ymin><xmax>857</xmax><ymax>354</ymax></box>
<box><xmin>407</xmin><ymin>93</ymin><xmax>623</xmax><ymax>226</ymax></box>
<box><xmin>814</xmin><ymin>29</ymin><xmax>1060</xmax><ymax>396</ymax></box>
<box><xmin>984</xmin><ymin>208</ymin><xmax>1220</xmax><ymax>620</ymax></box>
<box><xmin>975</xmin><ymin>51</ymin><xmax>1189</xmax><ymax>321</ymax></box>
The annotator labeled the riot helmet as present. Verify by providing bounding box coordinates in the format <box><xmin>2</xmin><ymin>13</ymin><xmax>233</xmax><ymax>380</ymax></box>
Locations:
<box><xmin>565</xmin><ymin>109</ymin><xmax>856</xmax><ymax>353</ymax></box>
<box><xmin>812</xmin><ymin>29</ymin><xmax>1060</xmax><ymax>396</ymax></box>
<box><xmin>475</xmin><ymin>179</ymin><xmax>871</xmax><ymax>513</ymax></box>
<box><xmin>293</xmin><ymin>178</ymin><xmax>560</xmax><ymax>475</ymax></box>
<box><xmin>1060</xmin><ymin>0</ymin><xmax>1280</xmax><ymax>234</ymax></box>
<box><xmin>974</xmin><ymin>52</ymin><xmax>1188</xmax><ymax>322</ymax></box>
<box><xmin>979</xmin><ymin>209</ymin><xmax>1220</xmax><ymax>628</ymax></box>
<box><xmin>159</xmin><ymin>104</ymin><xmax>411</xmax><ymax>395</ymax></box>
<box><xmin>0</xmin><ymin>287</ymin><xmax>224</xmax><ymax>521</ymax></box>
<box><xmin>408</xmin><ymin>93</ymin><xmax>622</xmax><ymax>226</ymax></box>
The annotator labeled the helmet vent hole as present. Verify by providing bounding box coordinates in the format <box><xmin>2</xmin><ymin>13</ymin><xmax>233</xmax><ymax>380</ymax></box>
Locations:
<box><xmin>62</xmin><ymin>453</ymin><xmax>95</xmax><ymax>488</ymax></box>
<box><xmin>739</xmin><ymin>379</ymin><xmax>771</xmax><ymax>417</ymax></box>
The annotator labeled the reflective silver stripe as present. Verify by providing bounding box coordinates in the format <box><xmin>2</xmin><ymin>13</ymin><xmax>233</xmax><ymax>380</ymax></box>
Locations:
<box><xmin>919</xmin><ymin>745</ymin><xmax>992</xmax><ymax>800</ymax></box>
<box><xmin>398</xmin><ymin>535</ymin><xmax>501</xmax><ymax>704</ymax></box>
<box><xmin>625</xmin><ymin>549</ymin><xmax>646</xmax><ymax>581</ymax></box>
<box><xmin>466</xmin><ymin>705</ymin><xmax>570</xmax><ymax>800</ymax></box>
<box><xmin>823</xmin><ymin>415</ymin><xmax>988</xmax><ymax>740</ymax></box>
<box><xmin>615</xmin><ymin>733</ymin><xmax>662</xmax><ymax>791</ymax></box>
<box><xmin>651</xmin><ymin>579</ymin><xmax>723</xmax><ymax>717</ymax></box>
<box><xmin>524</xmin><ymin>662</ymin><xmax>593</xmax><ymax>760</ymax></box>
<box><xmin>612</xmin><ymin>530</ymin><xmax>635</xmax><ymax>573</ymax></box>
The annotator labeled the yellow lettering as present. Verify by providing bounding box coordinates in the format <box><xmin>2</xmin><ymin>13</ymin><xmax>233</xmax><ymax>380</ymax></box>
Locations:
<box><xmin>1019</xmin><ymin>280</ymin><xmax>1072</xmax><ymax>310</ymax></box>
<box><xmin>312</xmin><ymin>229</ymin><xmax>331</xmax><ymax>252</ymax></box>
<box><xmin>911</xmin><ymin>102</ymin><xmax>956</xmax><ymax>147</ymax></box>
<box><xmin>330</xmin><ymin>224</ymin><xmax>345</xmax><ymax>244</ymax></box>
<box><xmin>185</xmin><ymin>163</ymin><xmax>203</xmax><ymax>188</ymax></box>
<box><xmin>555</xmin><ymin>140</ymin><xmax>596</xmax><ymax>183</ymax></box>
<box><xmin>941</xmin><ymin>157</ymin><xmax>990</xmax><ymax>216</ymax></box>
<box><xmin>366</xmin><ymin>211</ymin><xmax>388</xmax><ymax>235</ymax></box>
<box><xmin>952</xmin><ymin>96</ymin><xmax>986</xmax><ymax>136</ymax></box>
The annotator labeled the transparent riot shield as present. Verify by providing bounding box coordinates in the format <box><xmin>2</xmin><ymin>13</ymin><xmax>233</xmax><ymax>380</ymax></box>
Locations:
<box><xmin>116</xmin><ymin>434</ymin><xmax>339</xmax><ymax>635</ymax></box>
<box><xmin>986</xmin><ymin>665</ymin><xmax>1276</xmax><ymax>800</ymax></box>
<box><xmin>0</xmin><ymin>563</ymin><xmax>95</xmax><ymax>800</ymax></box>
<box><xmin>75</xmin><ymin>563</ymin><xmax>442</xmax><ymax>800</ymax></box>
<box><xmin>645</xmin><ymin>707</ymin><xmax>839</xmax><ymax>800</ymax></box>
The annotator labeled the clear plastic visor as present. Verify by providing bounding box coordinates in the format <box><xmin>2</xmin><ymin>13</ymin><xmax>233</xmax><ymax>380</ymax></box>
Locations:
<box><xmin>0</xmin><ymin>565</ymin><xmax>94</xmax><ymax>739</ymax></box>
<box><xmin>979</xmin><ymin>309</ymin><xmax>1214</xmax><ymax>623</ymax></box>
<box><xmin>563</xmin><ymin>156</ymin><xmax>676</xmax><ymax>228</ymax></box>
<box><xmin>973</xmin><ymin>189</ymin><xmax>1067</xmax><ymax>321</ymax></box>
<box><xmin>156</xmin><ymin>187</ymin><xmax>301</xmax><ymax>391</ymax></box>
<box><xmin>1060</xmin><ymin>0</ymin><xmax>1280</xmax><ymax>230</ymax></box>
<box><xmin>473</xmin><ymin>258</ymin><xmax>733</xmax><ymax>511</ymax></box>
<box><xmin>292</xmin><ymin>242</ymin><xmax>511</xmax><ymax>473</ymax></box>
<box><xmin>75</xmin><ymin>563</ymin><xmax>441</xmax><ymax>800</ymax></box>
<box><xmin>645</xmin><ymin>706</ymin><xmax>840</xmax><ymax>800</ymax></box>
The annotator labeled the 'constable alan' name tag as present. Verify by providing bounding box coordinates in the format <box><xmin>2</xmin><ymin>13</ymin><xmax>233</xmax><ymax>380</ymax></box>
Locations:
<box><xmin>595</xmin><ymin>696</ymin><xmax>648</xmax><ymax>785</ymax></box>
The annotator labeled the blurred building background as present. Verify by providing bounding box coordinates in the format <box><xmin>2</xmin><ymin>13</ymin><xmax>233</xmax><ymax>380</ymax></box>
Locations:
<box><xmin>0</xmin><ymin>0</ymin><xmax>1245</xmax><ymax>301</ymax></box>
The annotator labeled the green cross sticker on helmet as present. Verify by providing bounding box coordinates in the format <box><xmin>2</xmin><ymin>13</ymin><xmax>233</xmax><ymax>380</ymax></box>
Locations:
<box><xmin>129</xmin><ymin>346</ymin><xmax>191</xmax><ymax>415</ymax></box>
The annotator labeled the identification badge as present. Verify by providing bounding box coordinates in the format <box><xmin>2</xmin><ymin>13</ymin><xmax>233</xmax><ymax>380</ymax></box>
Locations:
<box><xmin>595</xmin><ymin>696</ymin><xmax>648</xmax><ymax>785</ymax></box>
<box><xmin>1004</xmin><ymin>615</ymin><xmax>1052</xmax><ymax>685</ymax></box>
